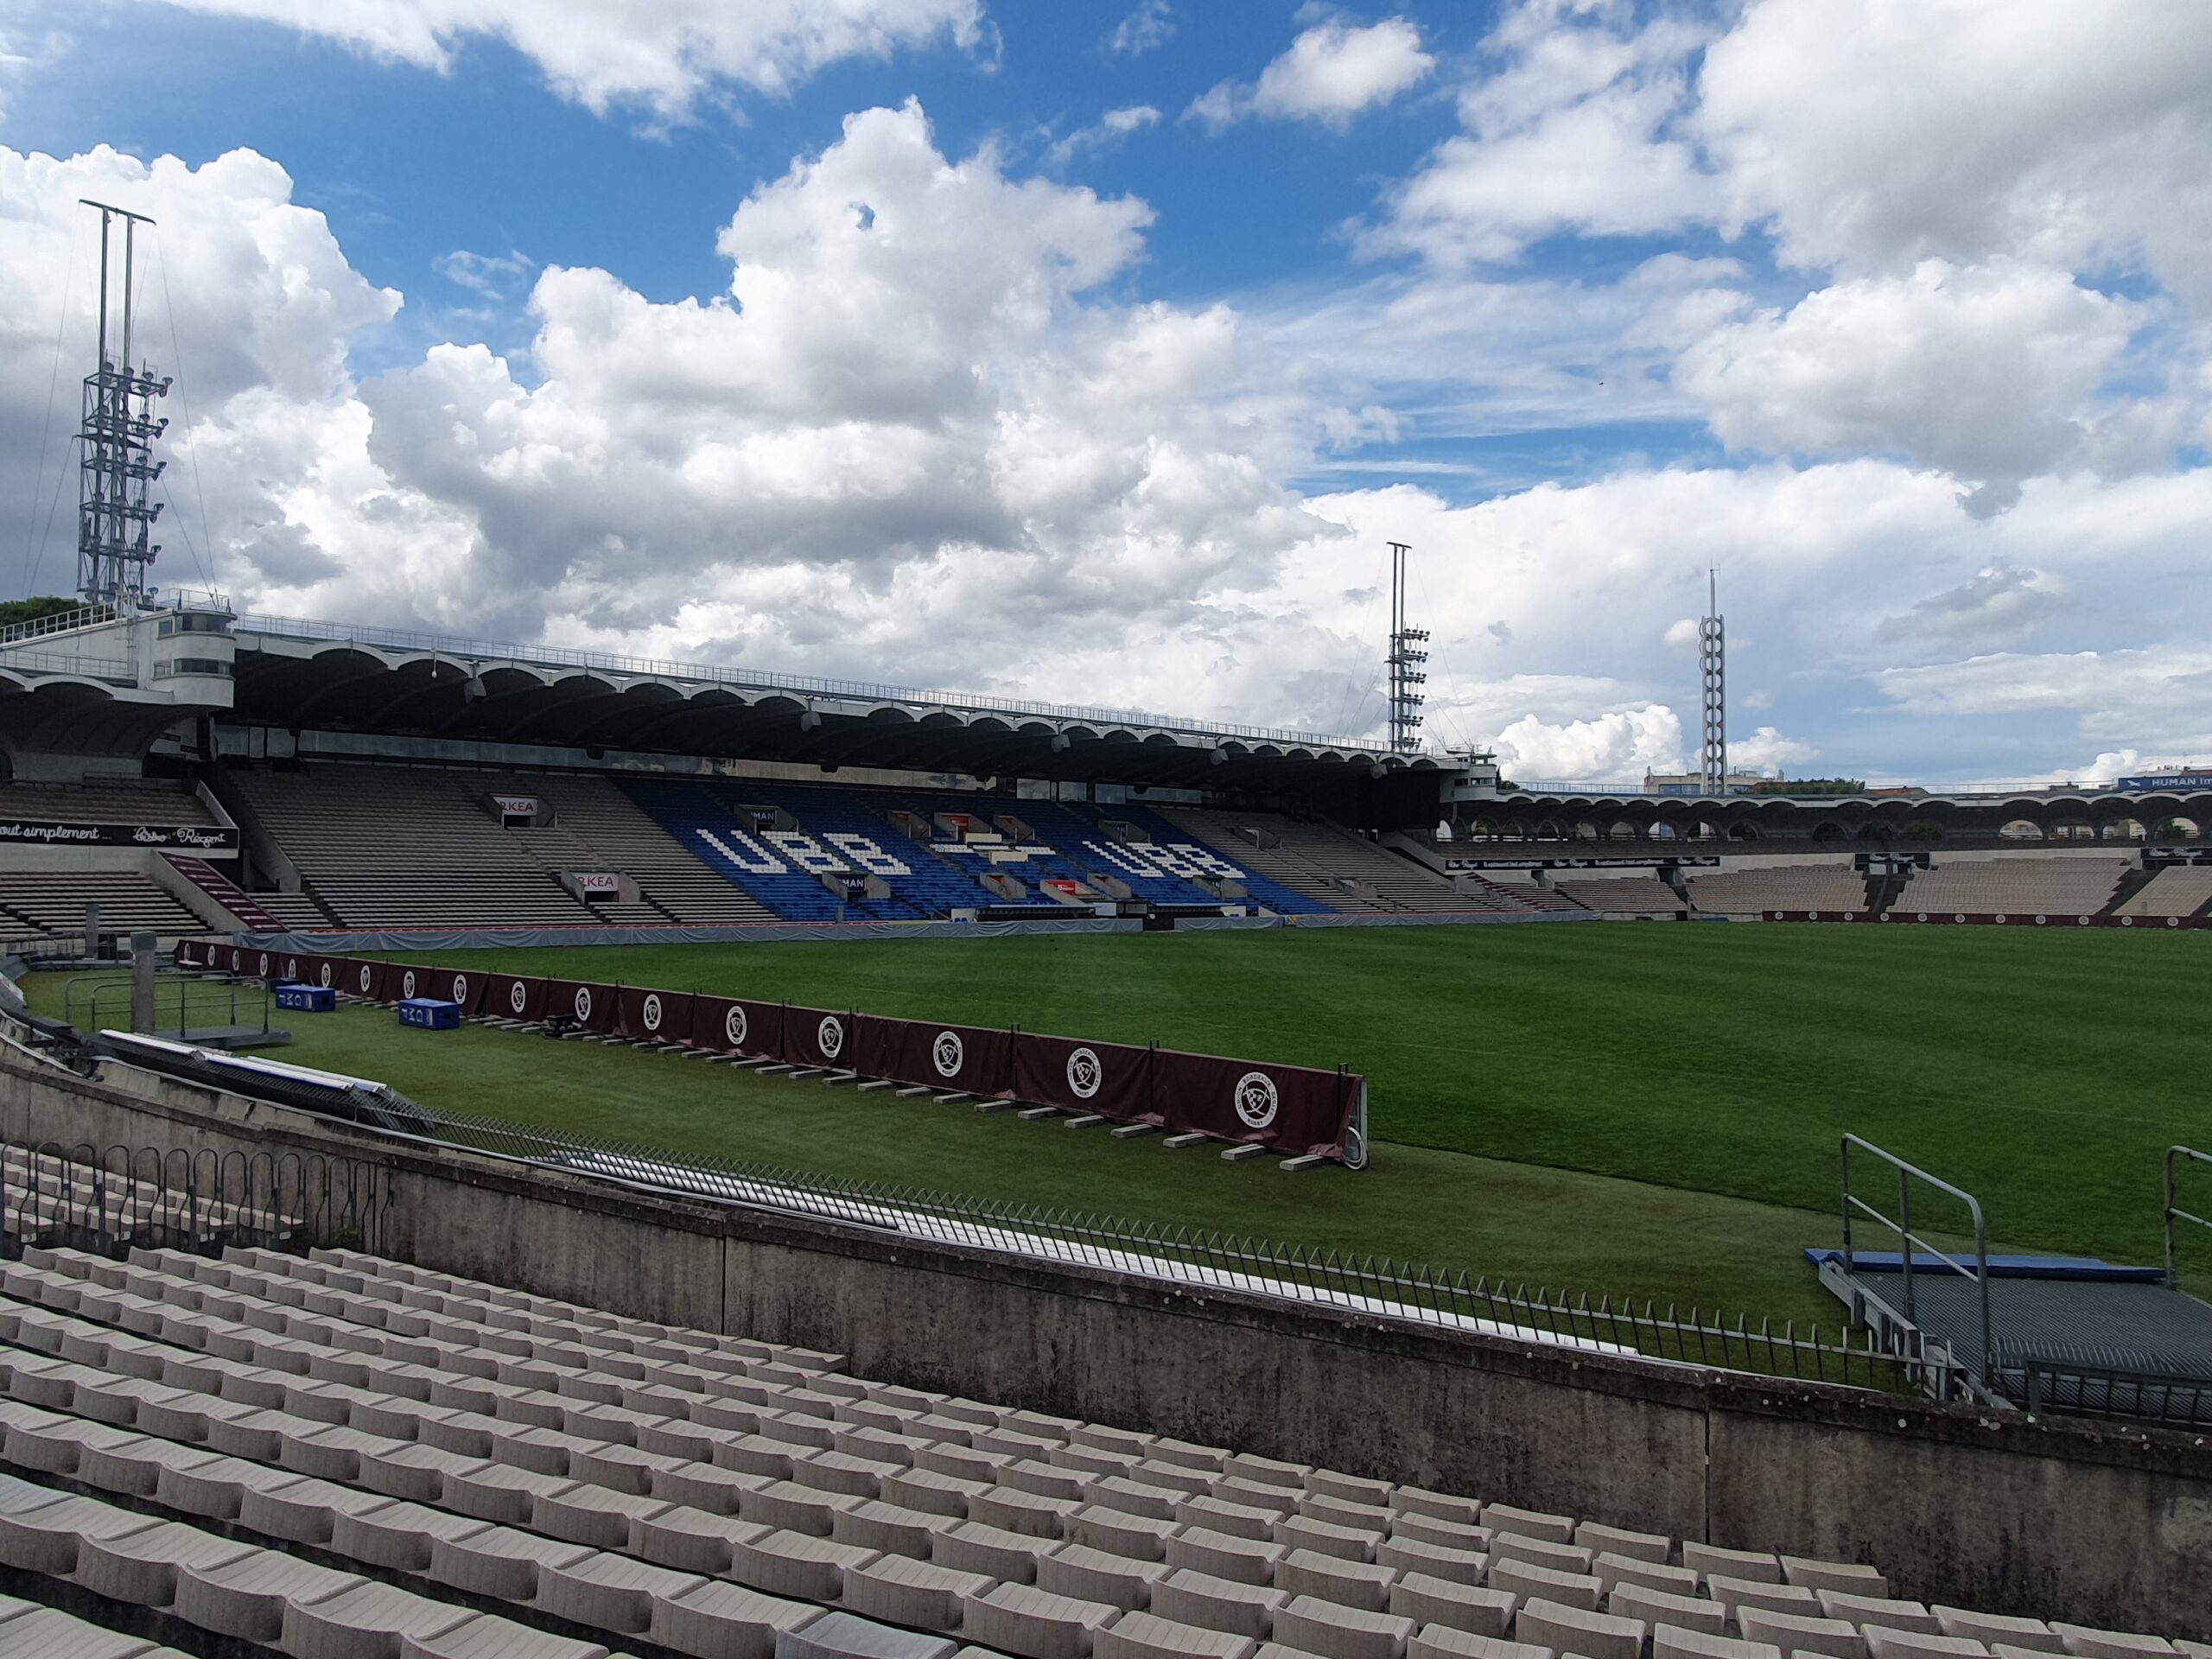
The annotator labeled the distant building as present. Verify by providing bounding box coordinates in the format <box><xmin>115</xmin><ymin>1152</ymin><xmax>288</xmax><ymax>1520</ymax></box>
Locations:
<box><xmin>1641</xmin><ymin>770</ymin><xmax>1768</xmax><ymax>798</ymax></box>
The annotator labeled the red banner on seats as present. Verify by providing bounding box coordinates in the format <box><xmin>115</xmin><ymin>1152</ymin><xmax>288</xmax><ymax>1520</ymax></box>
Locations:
<box><xmin>867</xmin><ymin>1019</ymin><xmax>1015</xmax><ymax>1097</ymax></box>
<box><xmin>616</xmin><ymin>986</ymin><xmax>693</xmax><ymax>1043</ymax></box>
<box><xmin>785</xmin><ymin>1006</ymin><xmax>856</xmax><ymax>1070</ymax></box>
<box><xmin>483</xmin><ymin>973</ymin><xmax>547</xmax><ymax>1022</ymax></box>
<box><xmin>1013</xmin><ymin>1033</ymin><xmax>1158</xmax><ymax>1123</ymax></box>
<box><xmin>1153</xmin><ymin>1049</ymin><xmax>1354</xmax><ymax>1160</ymax></box>
<box><xmin>689</xmin><ymin>996</ymin><xmax>784</xmax><ymax>1058</ymax></box>
<box><xmin>544</xmin><ymin>979</ymin><xmax>615</xmax><ymax>1033</ymax></box>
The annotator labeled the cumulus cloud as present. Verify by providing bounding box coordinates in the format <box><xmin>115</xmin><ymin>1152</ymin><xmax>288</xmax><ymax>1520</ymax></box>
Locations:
<box><xmin>1189</xmin><ymin>17</ymin><xmax>1433</xmax><ymax>132</ymax></box>
<box><xmin>1492</xmin><ymin>706</ymin><xmax>1683</xmax><ymax>783</ymax></box>
<box><xmin>1675</xmin><ymin>260</ymin><xmax>2151</xmax><ymax>499</ymax></box>
<box><xmin>1873</xmin><ymin>563</ymin><xmax>2069</xmax><ymax>653</ymax></box>
<box><xmin>144</xmin><ymin>0</ymin><xmax>983</xmax><ymax>119</ymax></box>
<box><xmin>433</xmin><ymin>249</ymin><xmax>536</xmax><ymax>299</ymax></box>
<box><xmin>1105</xmin><ymin>0</ymin><xmax>1173</xmax><ymax>58</ymax></box>
<box><xmin>1046</xmin><ymin>105</ymin><xmax>1160</xmax><ymax>167</ymax></box>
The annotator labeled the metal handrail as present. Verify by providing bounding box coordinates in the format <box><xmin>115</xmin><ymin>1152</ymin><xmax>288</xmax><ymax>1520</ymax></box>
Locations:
<box><xmin>2166</xmin><ymin>1145</ymin><xmax>2212</xmax><ymax>1289</ymax></box>
<box><xmin>0</xmin><ymin>647</ymin><xmax>134</xmax><ymax>680</ymax></box>
<box><xmin>0</xmin><ymin>604</ymin><xmax>115</xmax><ymax>645</ymax></box>
<box><xmin>1842</xmin><ymin>1134</ymin><xmax>1992</xmax><ymax>1386</ymax></box>
<box><xmin>237</xmin><ymin>611</ymin><xmax>1387</xmax><ymax>753</ymax></box>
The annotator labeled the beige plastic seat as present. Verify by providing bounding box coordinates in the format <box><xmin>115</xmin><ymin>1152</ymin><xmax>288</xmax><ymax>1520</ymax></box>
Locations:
<box><xmin>0</xmin><ymin>1605</ymin><xmax>173</xmax><ymax>1658</ymax></box>
<box><xmin>443</xmin><ymin>1463</ymin><xmax>579</xmax><ymax>1525</ymax></box>
<box><xmin>1780</xmin><ymin>1559</ymin><xmax>1888</xmax><ymax>1599</ymax></box>
<box><xmin>655</xmin><ymin>1460</ymin><xmax>769</xmax><ymax>1516</ymax></box>
<box><xmin>1707</xmin><ymin>1577</ymin><xmax>1821</xmax><ymax>1620</ymax></box>
<box><xmin>835</xmin><ymin>1498</ymin><xmax>958</xmax><ymax>1559</ymax></box>
<box><xmin>1154</xmin><ymin>1571</ymin><xmax>1290</xmax><ymax>1642</ymax></box>
<box><xmin>1649</xmin><ymin>1628</ymin><xmax>1781</xmax><ymax>1659</ymax></box>
<box><xmin>428</xmin><ymin>1524</ymin><xmax>597</xmax><ymax>1602</ymax></box>
<box><xmin>960</xmin><ymin>1581</ymin><xmax>1122</xmax><ymax>1659</ymax></box>
<box><xmin>532</xmin><ymin>1484</ymin><xmax>668</xmax><ymax>1548</ymax></box>
<box><xmin>1097</xmin><ymin>1611</ymin><xmax>1258</xmax><ymax>1659</ymax></box>
<box><xmin>1095</xmin><ymin>1478</ymin><xmax>1186</xmax><ymax>1523</ymax></box>
<box><xmin>0</xmin><ymin>1491</ymin><xmax>160</xmax><ymax>1574</ymax></box>
<box><xmin>157</xmin><ymin>1452</ymin><xmax>300</xmax><ymax>1520</ymax></box>
<box><xmin>782</xmin><ymin>1608</ymin><xmax>963</xmax><ymax>1659</ymax></box>
<box><xmin>1512</xmin><ymin>1599</ymin><xmax>1643</xmax><ymax>1659</ymax></box>
<box><xmin>1375</xmin><ymin>1538</ymin><xmax>1484</xmax><ymax>1587</ymax></box>
<box><xmin>1478</xmin><ymin>1509</ymin><xmax>1573</xmax><ymax>1548</ymax></box>
<box><xmin>1825</xmin><ymin>1596</ymin><xmax>1940</xmax><ymax>1637</ymax></box>
<box><xmin>333</xmin><ymin>1499</ymin><xmax>495</xmax><ymax>1573</ymax></box>
<box><xmin>884</xmin><ymin>1467</ymin><xmax>990</xmax><ymax>1518</ymax></box>
<box><xmin>1576</xmin><ymin>1523</ymin><xmax>1669</xmax><ymax>1566</ymax></box>
<box><xmin>629</xmin><ymin>1503</ymin><xmax>767</xmax><ymax>1575</ymax></box>
<box><xmin>1595</xmin><ymin>1554</ymin><xmax>1697</xmax><ymax>1599</ymax></box>
<box><xmin>173</xmin><ymin>1549</ymin><xmax>365</xmax><ymax>1643</ymax></box>
<box><xmin>239</xmin><ymin>1475</ymin><xmax>393</xmax><ymax>1545</ymax></box>
<box><xmin>844</xmin><ymin>1554</ymin><xmax>998</xmax><ymax>1631</ymax></box>
<box><xmin>1275</xmin><ymin>1517</ymin><xmax>1378</xmax><ymax>1566</ymax></box>
<box><xmin>1269</xmin><ymin>1595</ymin><xmax>1415</xmax><ymax>1659</ymax></box>
<box><xmin>1167</xmin><ymin>1527</ymin><xmax>1286</xmax><ymax>1586</ymax></box>
<box><xmin>281</xmin><ymin>1580</ymin><xmax>481</xmax><ymax>1659</ymax></box>
<box><xmin>535</xmin><ymin>1551</ymin><xmax>704</xmax><ymax>1634</ymax></box>
<box><xmin>1224</xmin><ymin>1456</ymin><xmax>1309</xmax><ymax>1492</ymax></box>
<box><xmin>1278</xmin><ymin>1550</ymin><xmax>1399</xmax><ymax>1613</ymax></box>
<box><xmin>1932</xmin><ymin>1612</ymin><xmax>2059</xmax><ymax>1652</ymax></box>
<box><xmin>1408</xmin><ymin>1630</ymin><xmax>1552</xmax><ymax>1659</ymax></box>
<box><xmin>1486</xmin><ymin>1562</ymin><xmax>1598</xmax><ymax>1614</ymax></box>
<box><xmin>1611</xmin><ymin>1586</ymin><xmax>1728</xmax><ymax>1636</ymax></box>
<box><xmin>973</xmin><ymin>1486</ymin><xmax>1071</xmax><ymax>1538</ymax></box>
<box><xmin>1387</xmin><ymin>1575</ymin><xmax>1516</xmax><ymax>1639</ymax></box>
<box><xmin>397</xmin><ymin>1611</ymin><xmax>619</xmax><ymax>1656</ymax></box>
<box><xmin>937</xmin><ymin>1521</ymin><xmax>1057</xmax><ymax>1583</ymax></box>
<box><xmin>1490</xmin><ymin>1536</ymin><xmax>1590</xmax><ymax>1578</ymax></box>
<box><xmin>78</xmin><ymin>1437</ymin><xmax>223</xmax><ymax>1500</ymax></box>
<box><xmin>1864</xmin><ymin>1636</ymin><xmax>1991</xmax><ymax>1659</ymax></box>
<box><xmin>730</xmin><ymin>1527</ymin><xmax>879</xmax><ymax>1600</ymax></box>
<box><xmin>1039</xmin><ymin>1541</ymin><xmax>1174</xmax><ymax>1611</ymax></box>
<box><xmin>2050</xmin><ymin>1630</ymin><xmax>2177</xmax><ymax>1659</ymax></box>
<box><xmin>73</xmin><ymin>1519</ymin><xmax>257</xmax><ymax>1606</ymax></box>
<box><xmin>741</xmin><ymin>1478</ymin><xmax>861</xmax><ymax>1536</ymax></box>
<box><xmin>1684</xmin><ymin>1546</ymin><xmax>1780</xmax><ymax>1586</ymax></box>
<box><xmin>360</xmin><ymin>1443</ymin><xmax>493</xmax><ymax>1505</ymax></box>
<box><xmin>1387</xmin><ymin>1517</ymin><xmax>1490</xmax><ymax>1555</ymax></box>
<box><xmin>1734</xmin><ymin>1606</ymin><xmax>1865</xmax><ymax>1659</ymax></box>
<box><xmin>649</xmin><ymin>1580</ymin><xmax>822</xmax><ymax>1659</ymax></box>
<box><xmin>1178</xmin><ymin>1497</ymin><xmax>1283</xmax><ymax>1543</ymax></box>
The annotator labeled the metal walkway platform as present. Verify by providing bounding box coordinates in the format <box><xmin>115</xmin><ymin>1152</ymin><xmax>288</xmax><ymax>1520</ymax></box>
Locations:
<box><xmin>1821</xmin><ymin>1259</ymin><xmax>2212</xmax><ymax>1423</ymax></box>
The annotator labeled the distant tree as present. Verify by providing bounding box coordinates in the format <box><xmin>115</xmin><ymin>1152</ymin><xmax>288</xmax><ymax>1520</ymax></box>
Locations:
<box><xmin>0</xmin><ymin>595</ymin><xmax>98</xmax><ymax>631</ymax></box>
<box><xmin>1746</xmin><ymin>777</ymin><xmax>1869</xmax><ymax>797</ymax></box>
<box><xmin>1902</xmin><ymin>821</ymin><xmax>1944</xmax><ymax>841</ymax></box>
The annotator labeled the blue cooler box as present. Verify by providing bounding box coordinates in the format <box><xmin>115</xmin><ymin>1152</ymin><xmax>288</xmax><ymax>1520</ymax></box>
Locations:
<box><xmin>397</xmin><ymin>997</ymin><xmax>461</xmax><ymax>1030</ymax></box>
<box><xmin>274</xmin><ymin>982</ymin><xmax>335</xmax><ymax>1012</ymax></box>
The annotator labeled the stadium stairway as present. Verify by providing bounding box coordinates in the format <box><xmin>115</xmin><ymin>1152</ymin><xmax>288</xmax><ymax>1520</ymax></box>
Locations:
<box><xmin>161</xmin><ymin>855</ymin><xmax>284</xmax><ymax>932</ymax></box>
<box><xmin>0</xmin><ymin>1239</ymin><xmax>2201</xmax><ymax>1659</ymax></box>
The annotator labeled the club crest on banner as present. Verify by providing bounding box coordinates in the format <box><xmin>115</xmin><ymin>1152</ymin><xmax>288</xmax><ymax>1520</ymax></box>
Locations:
<box><xmin>285</xmin><ymin>957</ymin><xmax>298</xmax><ymax>980</ymax></box>
<box><xmin>725</xmin><ymin>1005</ymin><xmax>748</xmax><ymax>1048</ymax></box>
<box><xmin>358</xmin><ymin>966</ymin><xmax>373</xmax><ymax>993</ymax></box>
<box><xmin>257</xmin><ymin>953</ymin><xmax>270</xmax><ymax>976</ymax></box>
<box><xmin>453</xmin><ymin>976</ymin><xmax>469</xmax><ymax>1005</ymax></box>
<box><xmin>510</xmin><ymin>982</ymin><xmax>528</xmax><ymax>1014</ymax></box>
<box><xmin>402</xmin><ymin>970</ymin><xmax>417</xmax><ymax>998</ymax></box>
<box><xmin>319</xmin><ymin>964</ymin><xmax>333</xmax><ymax>988</ymax></box>
<box><xmin>818</xmin><ymin>1016</ymin><xmax>844</xmax><ymax>1060</ymax></box>
<box><xmin>932</xmin><ymin>1031</ymin><xmax>964</xmax><ymax>1078</ymax></box>
<box><xmin>642</xmin><ymin>994</ymin><xmax>663</xmax><ymax>1033</ymax></box>
<box><xmin>1234</xmin><ymin>1071</ymin><xmax>1280</xmax><ymax>1130</ymax></box>
<box><xmin>574</xmin><ymin>987</ymin><xmax>593</xmax><ymax>1021</ymax></box>
<box><xmin>1066</xmin><ymin>1047</ymin><xmax>1103</xmax><ymax>1100</ymax></box>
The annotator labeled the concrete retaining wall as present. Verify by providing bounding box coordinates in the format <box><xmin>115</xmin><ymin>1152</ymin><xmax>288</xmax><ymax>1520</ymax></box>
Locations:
<box><xmin>1</xmin><ymin>1039</ymin><xmax>2205</xmax><ymax>1638</ymax></box>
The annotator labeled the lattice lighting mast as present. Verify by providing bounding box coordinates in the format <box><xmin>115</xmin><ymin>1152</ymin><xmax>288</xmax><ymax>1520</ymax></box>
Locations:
<box><xmin>1699</xmin><ymin>569</ymin><xmax>1727</xmax><ymax>797</ymax></box>
<box><xmin>1386</xmin><ymin>541</ymin><xmax>1429</xmax><ymax>753</ymax></box>
<box><xmin>77</xmin><ymin>199</ymin><xmax>170</xmax><ymax>613</ymax></box>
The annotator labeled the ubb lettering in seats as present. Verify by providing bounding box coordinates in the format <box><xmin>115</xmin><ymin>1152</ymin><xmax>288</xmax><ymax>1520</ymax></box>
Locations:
<box><xmin>229</xmin><ymin>946</ymin><xmax>1368</xmax><ymax>1163</ymax></box>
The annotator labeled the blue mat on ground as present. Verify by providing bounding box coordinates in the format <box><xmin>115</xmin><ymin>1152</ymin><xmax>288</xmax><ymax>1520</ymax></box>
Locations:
<box><xmin>1803</xmin><ymin>1248</ymin><xmax>2164</xmax><ymax>1283</ymax></box>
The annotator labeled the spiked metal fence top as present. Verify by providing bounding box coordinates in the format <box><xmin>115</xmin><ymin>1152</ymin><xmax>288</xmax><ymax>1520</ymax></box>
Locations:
<box><xmin>385</xmin><ymin>1097</ymin><xmax>1923</xmax><ymax>1395</ymax></box>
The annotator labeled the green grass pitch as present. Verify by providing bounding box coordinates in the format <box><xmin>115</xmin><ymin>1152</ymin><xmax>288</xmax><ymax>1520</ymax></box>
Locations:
<box><xmin>35</xmin><ymin>923</ymin><xmax>2210</xmax><ymax>1328</ymax></box>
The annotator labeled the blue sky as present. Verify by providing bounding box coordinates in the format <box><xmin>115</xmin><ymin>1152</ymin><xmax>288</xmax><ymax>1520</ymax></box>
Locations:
<box><xmin>3</xmin><ymin>1</ymin><xmax>2209</xmax><ymax>785</ymax></box>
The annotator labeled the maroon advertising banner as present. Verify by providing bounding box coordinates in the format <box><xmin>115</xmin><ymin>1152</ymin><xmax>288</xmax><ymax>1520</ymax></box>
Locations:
<box><xmin>615</xmin><ymin>986</ymin><xmax>693</xmax><ymax>1043</ymax></box>
<box><xmin>865</xmin><ymin>1018</ymin><xmax>1015</xmax><ymax>1098</ymax></box>
<box><xmin>689</xmin><ymin>995</ymin><xmax>785</xmax><ymax>1059</ymax></box>
<box><xmin>1154</xmin><ymin>1049</ymin><xmax>1354</xmax><ymax>1160</ymax></box>
<box><xmin>172</xmin><ymin>950</ymin><xmax>1365</xmax><ymax>1162</ymax></box>
<box><xmin>1013</xmin><ymin>1033</ymin><xmax>1159</xmax><ymax>1124</ymax></box>
<box><xmin>784</xmin><ymin>1005</ymin><xmax>856</xmax><ymax>1070</ymax></box>
<box><xmin>543</xmin><ymin>979</ymin><xmax>615</xmax><ymax>1033</ymax></box>
<box><xmin>482</xmin><ymin>972</ymin><xmax>548</xmax><ymax>1022</ymax></box>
